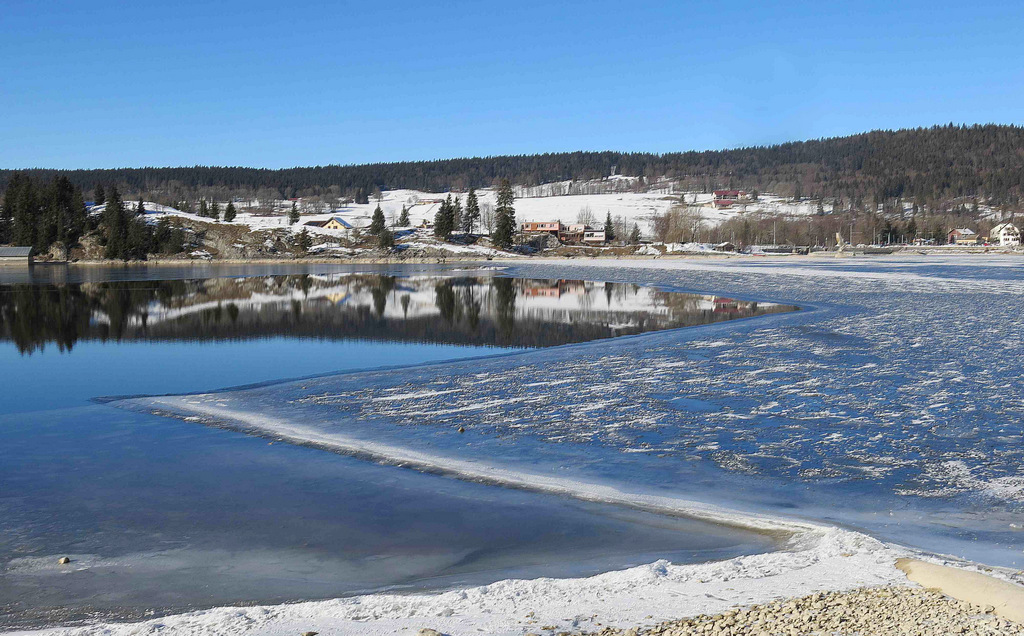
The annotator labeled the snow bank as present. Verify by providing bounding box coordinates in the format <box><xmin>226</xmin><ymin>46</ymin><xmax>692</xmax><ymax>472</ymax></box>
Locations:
<box><xmin>12</xmin><ymin>530</ymin><xmax>908</xmax><ymax>636</ymax></box>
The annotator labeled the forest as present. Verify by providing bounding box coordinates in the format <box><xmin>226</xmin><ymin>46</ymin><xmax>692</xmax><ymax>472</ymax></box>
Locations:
<box><xmin>3</xmin><ymin>124</ymin><xmax>1024</xmax><ymax>210</ymax></box>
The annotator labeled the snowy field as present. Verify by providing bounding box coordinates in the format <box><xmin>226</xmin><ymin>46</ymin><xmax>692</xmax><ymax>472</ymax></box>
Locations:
<box><xmin>17</xmin><ymin>255</ymin><xmax>1024</xmax><ymax>636</ymax></box>
<box><xmin>107</xmin><ymin>184</ymin><xmax>824</xmax><ymax>243</ymax></box>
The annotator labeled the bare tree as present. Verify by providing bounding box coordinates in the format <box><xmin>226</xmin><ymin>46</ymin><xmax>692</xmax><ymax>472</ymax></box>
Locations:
<box><xmin>480</xmin><ymin>202</ymin><xmax>496</xmax><ymax>234</ymax></box>
<box><xmin>577</xmin><ymin>206</ymin><xmax>597</xmax><ymax>226</ymax></box>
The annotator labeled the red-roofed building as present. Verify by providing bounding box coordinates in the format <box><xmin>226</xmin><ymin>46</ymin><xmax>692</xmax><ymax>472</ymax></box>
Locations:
<box><xmin>712</xmin><ymin>190</ymin><xmax>748</xmax><ymax>208</ymax></box>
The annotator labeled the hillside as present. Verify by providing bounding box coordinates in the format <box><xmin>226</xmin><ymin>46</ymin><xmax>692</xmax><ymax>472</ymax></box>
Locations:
<box><xmin>4</xmin><ymin>124</ymin><xmax>1024</xmax><ymax>209</ymax></box>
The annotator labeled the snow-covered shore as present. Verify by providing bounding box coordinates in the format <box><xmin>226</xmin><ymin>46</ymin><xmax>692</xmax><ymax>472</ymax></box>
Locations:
<box><xmin>9</xmin><ymin>529</ymin><xmax>912</xmax><ymax>636</ymax></box>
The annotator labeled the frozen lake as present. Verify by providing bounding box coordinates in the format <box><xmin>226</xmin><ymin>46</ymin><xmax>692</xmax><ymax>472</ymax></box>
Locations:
<box><xmin>0</xmin><ymin>264</ymin><xmax>789</xmax><ymax>629</ymax></box>
<box><xmin>118</xmin><ymin>257</ymin><xmax>1024</xmax><ymax>572</ymax></box>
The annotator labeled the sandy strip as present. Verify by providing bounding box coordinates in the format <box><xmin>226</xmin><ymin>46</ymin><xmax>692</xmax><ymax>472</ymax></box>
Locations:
<box><xmin>896</xmin><ymin>558</ymin><xmax>1024</xmax><ymax>623</ymax></box>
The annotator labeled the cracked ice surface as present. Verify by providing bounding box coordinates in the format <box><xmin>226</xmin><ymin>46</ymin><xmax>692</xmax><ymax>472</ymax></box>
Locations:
<box><xmin>130</xmin><ymin>256</ymin><xmax>1024</xmax><ymax>567</ymax></box>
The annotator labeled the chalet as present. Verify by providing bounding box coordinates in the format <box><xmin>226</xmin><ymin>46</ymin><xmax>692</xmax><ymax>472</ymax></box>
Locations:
<box><xmin>323</xmin><ymin>217</ymin><xmax>353</xmax><ymax>230</ymax></box>
<box><xmin>947</xmin><ymin>228</ymin><xmax>979</xmax><ymax>245</ymax></box>
<box><xmin>0</xmin><ymin>246</ymin><xmax>34</xmax><ymax>265</ymax></box>
<box><xmin>521</xmin><ymin>221</ymin><xmax>563</xmax><ymax>235</ymax></box>
<box><xmin>712</xmin><ymin>190</ymin><xmax>747</xmax><ymax>209</ymax></box>
<box><xmin>990</xmin><ymin>222</ymin><xmax>1021</xmax><ymax>246</ymax></box>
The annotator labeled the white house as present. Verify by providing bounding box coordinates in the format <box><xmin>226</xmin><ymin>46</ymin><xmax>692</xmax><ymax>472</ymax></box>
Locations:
<box><xmin>990</xmin><ymin>222</ymin><xmax>1020</xmax><ymax>246</ymax></box>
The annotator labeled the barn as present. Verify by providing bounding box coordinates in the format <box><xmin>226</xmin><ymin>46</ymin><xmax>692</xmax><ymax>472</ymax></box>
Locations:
<box><xmin>0</xmin><ymin>246</ymin><xmax>34</xmax><ymax>265</ymax></box>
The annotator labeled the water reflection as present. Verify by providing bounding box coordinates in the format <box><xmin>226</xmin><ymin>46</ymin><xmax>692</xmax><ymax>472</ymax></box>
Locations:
<box><xmin>0</xmin><ymin>274</ymin><xmax>796</xmax><ymax>354</ymax></box>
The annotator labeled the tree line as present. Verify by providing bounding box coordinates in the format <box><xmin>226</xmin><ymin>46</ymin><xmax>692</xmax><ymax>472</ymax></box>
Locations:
<box><xmin>0</xmin><ymin>172</ymin><xmax>188</xmax><ymax>259</ymax></box>
<box><xmin>0</xmin><ymin>173</ymin><xmax>88</xmax><ymax>253</ymax></box>
<box><xmin>6</xmin><ymin>124</ymin><xmax>1024</xmax><ymax>210</ymax></box>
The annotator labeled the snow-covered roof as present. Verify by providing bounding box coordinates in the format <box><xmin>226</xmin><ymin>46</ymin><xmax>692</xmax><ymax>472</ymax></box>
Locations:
<box><xmin>950</xmin><ymin>228</ymin><xmax>976</xmax><ymax>235</ymax></box>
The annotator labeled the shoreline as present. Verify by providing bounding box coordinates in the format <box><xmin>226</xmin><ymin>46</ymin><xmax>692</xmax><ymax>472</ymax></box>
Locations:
<box><xmin>17</xmin><ymin>244</ymin><xmax>1024</xmax><ymax>267</ymax></box>
<box><xmin>12</xmin><ymin>394</ymin><xmax>1018</xmax><ymax>636</ymax></box>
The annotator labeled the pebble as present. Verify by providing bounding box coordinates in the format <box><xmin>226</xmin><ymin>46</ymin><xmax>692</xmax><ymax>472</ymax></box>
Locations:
<box><xmin>57</xmin><ymin>557</ymin><xmax>71</xmax><ymax>565</ymax></box>
<box><xmin>571</xmin><ymin>587</ymin><xmax>1024</xmax><ymax>636</ymax></box>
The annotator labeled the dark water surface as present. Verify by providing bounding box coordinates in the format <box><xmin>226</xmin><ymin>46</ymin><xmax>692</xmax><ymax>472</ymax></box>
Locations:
<box><xmin>0</xmin><ymin>264</ymin><xmax>792</xmax><ymax>629</ymax></box>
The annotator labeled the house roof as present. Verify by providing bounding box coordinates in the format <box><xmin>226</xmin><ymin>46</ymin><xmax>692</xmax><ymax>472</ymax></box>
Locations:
<box><xmin>304</xmin><ymin>220</ymin><xmax>329</xmax><ymax>227</ymax></box>
<box><xmin>0</xmin><ymin>246</ymin><xmax>33</xmax><ymax>257</ymax></box>
<box><xmin>950</xmin><ymin>228</ymin><xmax>976</xmax><ymax>235</ymax></box>
<box><xmin>991</xmin><ymin>222</ymin><xmax>1019</xmax><ymax>233</ymax></box>
<box><xmin>328</xmin><ymin>216</ymin><xmax>353</xmax><ymax>228</ymax></box>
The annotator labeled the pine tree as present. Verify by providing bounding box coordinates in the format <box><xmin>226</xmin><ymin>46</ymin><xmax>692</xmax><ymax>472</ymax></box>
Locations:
<box><xmin>451</xmin><ymin>196</ymin><xmax>462</xmax><ymax>234</ymax></box>
<box><xmin>224</xmin><ymin>201</ymin><xmax>237</xmax><ymax>222</ymax></box>
<box><xmin>94</xmin><ymin>184</ymin><xmax>106</xmax><ymax>206</ymax></box>
<box><xmin>209</xmin><ymin>201</ymin><xmax>220</xmax><ymax>221</ymax></box>
<box><xmin>604</xmin><ymin>212</ymin><xmax>615</xmax><ymax>242</ymax></box>
<box><xmin>103</xmin><ymin>186</ymin><xmax>128</xmax><ymax>259</ymax></box>
<box><xmin>398</xmin><ymin>205</ymin><xmax>410</xmax><ymax>226</ymax></box>
<box><xmin>629</xmin><ymin>223</ymin><xmax>642</xmax><ymax>244</ymax></box>
<box><xmin>296</xmin><ymin>228</ymin><xmax>312</xmax><ymax>253</ymax></box>
<box><xmin>199</xmin><ymin>199</ymin><xmax>209</xmax><ymax>218</ymax></box>
<box><xmin>378</xmin><ymin>226</ymin><xmax>395</xmax><ymax>250</ymax></box>
<box><xmin>492</xmin><ymin>179</ymin><xmax>516</xmax><ymax>249</ymax></box>
<box><xmin>13</xmin><ymin>176</ymin><xmax>39</xmax><ymax>248</ymax></box>
<box><xmin>0</xmin><ymin>173</ymin><xmax>19</xmax><ymax>244</ymax></box>
<box><xmin>289</xmin><ymin>202</ymin><xmax>299</xmax><ymax>224</ymax></box>
<box><xmin>462</xmin><ymin>187</ymin><xmax>480</xmax><ymax>233</ymax></box>
<box><xmin>369</xmin><ymin>204</ymin><xmax>386</xmax><ymax>235</ymax></box>
<box><xmin>434</xmin><ymin>195</ymin><xmax>454</xmax><ymax>240</ymax></box>
<box><xmin>125</xmin><ymin>217</ymin><xmax>152</xmax><ymax>260</ymax></box>
<box><xmin>137</xmin><ymin>197</ymin><xmax>146</xmax><ymax>216</ymax></box>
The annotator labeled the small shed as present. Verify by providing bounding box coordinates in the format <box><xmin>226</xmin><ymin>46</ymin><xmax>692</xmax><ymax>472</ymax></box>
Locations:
<box><xmin>0</xmin><ymin>246</ymin><xmax>34</xmax><ymax>265</ymax></box>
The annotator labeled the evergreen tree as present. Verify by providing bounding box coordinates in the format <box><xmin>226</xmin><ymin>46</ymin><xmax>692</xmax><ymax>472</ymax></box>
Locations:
<box><xmin>451</xmin><ymin>195</ymin><xmax>462</xmax><ymax>234</ymax></box>
<box><xmin>604</xmin><ymin>212</ymin><xmax>615</xmax><ymax>241</ymax></box>
<box><xmin>13</xmin><ymin>176</ymin><xmax>38</xmax><ymax>248</ymax></box>
<box><xmin>629</xmin><ymin>223</ymin><xmax>642</xmax><ymax>244</ymax></box>
<box><xmin>295</xmin><ymin>228</ymin><xmax>311</xmax><ymax>253</ymax></box>
<box><xmin>125</xmin><ymin>217</ymin><xmax>152</xmax><ymax>260</ymax></box>
<box><xmin>289</xmin><ymin>202</ymin><xmax>300</xmax><ymax>224</ymax></box>
<box><xmin>224</xmin><ymin>201</ymin><xmax>237</xmax><ymax>222</ymax></box>
<box><xmin>378</xmin><ymin>226</ymin><xmax>395</xmax><ymax>250</ymax></box>
<box><xmin>49</xmin><ymin>176</ymin><xmax>87</xmax><ymax>249</ymax></box>
<box><xmin>209</xmin><ymin>201</ymin><xmax>220</xmax><ymax>221</ymax></box>
<box><xmin>154</xmin><ymin>217</ymin><xmax>185</xmax><ymax>254</ymax></box>
<box><xmin>398</xmin><ymin>205</ymin><xmax>410</xmax><ymax>226</ymax></box>
<box><xmin>199</xmin><ymin>199</ymin><xmax>209</xmax><ymax>218</ymax></box>
<box><xmin>94</xmin><ymin>184</ymin><xmax>106</xmax><ymax>206</ymax></box>
<box><xmin>434</xmin><ymin>195</ymin><xmax>454</xmax><ymax>240</ymax></box>
<box><xmin>103</xmin><ymin>186</ymin><xmax>128</xmax><ymax>259</ymax></box>
<box><xmin>492</xmin><ymin>179</ymin><xmax>516</xmax><ymax>249</ymax></box>
<box><xmin>0</xmin><ymin>173</ymin><xmax>19</xmax><ymax>244</ymax></box>
<box><xmin>462</xmin><ymin>187</ymin><xmax>480</xmax><ymax>233</ymax></box>
<box><xmin>136</xmin><ymin>197</ymin><xmax>146</xmax><ymax>216</ymax></box>
<box><xmin>369</xmin><ymin>204</ymin><xmax>386</xmax><ymax>235</ymax></box>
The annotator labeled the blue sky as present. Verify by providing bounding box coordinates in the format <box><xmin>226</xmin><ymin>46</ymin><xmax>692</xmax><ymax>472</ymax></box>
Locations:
<box><xmin>2</xmin><ymin>0</ymin><xmax>1023</xmax><ymax>169</ymax></box>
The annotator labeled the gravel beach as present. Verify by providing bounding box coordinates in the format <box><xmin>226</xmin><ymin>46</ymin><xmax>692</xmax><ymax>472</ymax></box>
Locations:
<box><xmin>569</xmin><ymin>586</ymin><xmax>1024</xmax><ymax>636</ymax></box>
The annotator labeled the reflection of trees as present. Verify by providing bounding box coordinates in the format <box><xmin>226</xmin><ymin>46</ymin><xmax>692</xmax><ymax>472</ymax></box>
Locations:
<box><xmin>493</xmin><ymin>277</ymin><xmax>517</xmax><ymax>340</ymax></box>
<box><xmin>434</xmin><ymin>281</ymin><xmax>458</xmax><ymax>324</ymax></box>
<box><xmin>0</xmin><ymin>274</ymin><xmax>797</xmax><ymax>355</ymax></box>
<box><xmin>461</xmin><ymin>288</ymin><xmax>481</xmax><ymax>330</ymax></box>
<box><xmin>371</xmin><ymin>276</ymin><xmax>395</xmax><ymax>317</ymax></box>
